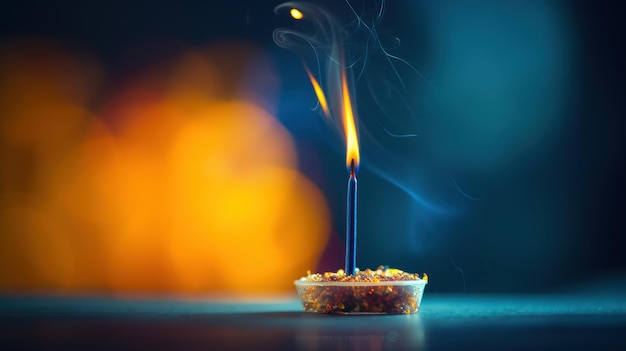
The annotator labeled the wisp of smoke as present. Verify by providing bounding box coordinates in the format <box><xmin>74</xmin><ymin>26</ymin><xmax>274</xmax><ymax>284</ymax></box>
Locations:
<box><xmin>273</xmin><ymin>1</ymin><xmax>462</xmax><ymax>245</ymax></box>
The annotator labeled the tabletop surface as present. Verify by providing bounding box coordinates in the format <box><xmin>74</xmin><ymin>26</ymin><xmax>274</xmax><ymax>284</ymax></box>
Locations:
<box><xmin>1</xmin><ymin>293</ymin><xmax>626</xmax><ymax>350</ymax></box>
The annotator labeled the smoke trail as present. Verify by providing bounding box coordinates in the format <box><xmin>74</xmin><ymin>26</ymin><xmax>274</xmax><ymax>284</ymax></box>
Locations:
<box><xmin>273</xmin><ymin>1</ymin><xmax>456</xmax><ymax>217</ymax></box>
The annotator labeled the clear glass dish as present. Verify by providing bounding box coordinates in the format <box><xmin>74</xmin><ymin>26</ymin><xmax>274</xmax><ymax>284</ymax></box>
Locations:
<box><xmin>295</xmin><ymin>279</ymin><xmax>427</xmax><ymax>314</ymax></box>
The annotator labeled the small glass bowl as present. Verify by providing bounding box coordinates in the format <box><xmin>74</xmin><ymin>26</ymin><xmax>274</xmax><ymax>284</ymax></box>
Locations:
<box><xmin>295</xmin><ymin>279</ymin><xmax>427</xmax><ymax>314</ymax></box>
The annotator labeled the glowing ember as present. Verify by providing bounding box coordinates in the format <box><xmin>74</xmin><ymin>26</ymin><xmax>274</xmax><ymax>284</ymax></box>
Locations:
<box><xmin>290</xmin><ymin>8</ymin><xmax>303</xmax><ymax>20</ymax></box>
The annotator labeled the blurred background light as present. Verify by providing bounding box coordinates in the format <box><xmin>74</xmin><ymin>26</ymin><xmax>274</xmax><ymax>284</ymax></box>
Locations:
<box><xmin>0</xmin><ymin>37</ymin><xmax>330</xmax><ymax>294</ymax></box>
<box><xmin>0</xmin><ymin>0</ymin><xmax>624</xmax><ymax>295</ymax></box>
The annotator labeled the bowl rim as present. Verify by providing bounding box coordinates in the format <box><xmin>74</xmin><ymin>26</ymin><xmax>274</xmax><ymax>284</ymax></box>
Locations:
<box><xmin>294</xmin><ymin>279</ymin><xmax>427</xmax><ymax>287</ymax></box>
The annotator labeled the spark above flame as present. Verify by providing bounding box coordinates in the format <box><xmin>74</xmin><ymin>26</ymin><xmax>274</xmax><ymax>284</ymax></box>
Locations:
<box><xmin>290</xmin><ymin>8</ymin><xmax>303</xmax><ymax>20</ymax></box>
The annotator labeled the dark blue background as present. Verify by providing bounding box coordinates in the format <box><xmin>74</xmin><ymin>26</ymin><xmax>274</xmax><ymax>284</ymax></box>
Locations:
<box><xmin>1</xmin><ymin>0</ymin><xmax>624</xmax><ymax>294</ymax></box>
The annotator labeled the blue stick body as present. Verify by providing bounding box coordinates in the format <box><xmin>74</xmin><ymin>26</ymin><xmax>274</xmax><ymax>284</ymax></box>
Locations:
<box><xmin>345</xmin><ymin>169</ymin><xmax>357</xmax><ymax>275</ymax></box>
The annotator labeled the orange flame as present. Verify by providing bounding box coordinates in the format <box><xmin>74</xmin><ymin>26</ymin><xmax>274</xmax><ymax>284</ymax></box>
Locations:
<box><xmin>304</xmin><ymin>64</ymin><xmax>360</xmax><ymax>171</ymax></box>
<box><xmin>341</xmin><ymin>68</ymin><xmax>360</xmax><ymax>170</ymax></box>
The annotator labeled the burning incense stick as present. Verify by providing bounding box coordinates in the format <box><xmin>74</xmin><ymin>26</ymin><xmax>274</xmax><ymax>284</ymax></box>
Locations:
<box><xmin>341</xmin><ymin>65</ymin><xmax>360</xmax><ymax>276</ymax></box>
<box><xmin>345</xmin><ymin>159</ymin><xmax>357</xmax><ymax>275</ymax></box>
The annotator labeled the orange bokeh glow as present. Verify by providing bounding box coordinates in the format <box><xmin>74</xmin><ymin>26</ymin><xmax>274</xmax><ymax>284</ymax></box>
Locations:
<box><xmin>0</xmin><ymin>39</ymin><xmax>330</xmax><ymax>294</ymax></box>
